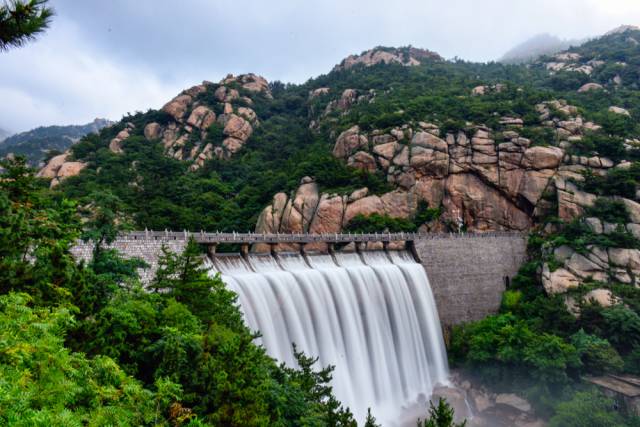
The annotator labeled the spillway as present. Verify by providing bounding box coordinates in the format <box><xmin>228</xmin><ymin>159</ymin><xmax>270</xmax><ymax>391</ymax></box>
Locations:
<box><xmin>209</xmin><ymin>249</ymin><xmax>449</xmax><ymax>425</ymax></box>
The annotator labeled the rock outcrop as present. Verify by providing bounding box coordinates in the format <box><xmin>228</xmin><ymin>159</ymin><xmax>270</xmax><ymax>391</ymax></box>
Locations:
<box><xmin>37</xmin><ymin>152</ymin><xmax>87</xmax><ymax>188</ymax></box>
<box><xmin>333</xmin><ymin>47</ymin><xmax>441</xmax><ymax>72</ymax></box>
<box><xmin>255</xmin><ymin>177</ymin><xmax>417</xmax><ymax>239</ymax></box>
<box><xmin>138</xmin><ymin>74</ymin><xmax>265</xmax><ymax>170</ymax></box>
<box><xmin>259</xmin><ymin>98</ymin><xmax>629</xmax><ymax>235</ymax></box>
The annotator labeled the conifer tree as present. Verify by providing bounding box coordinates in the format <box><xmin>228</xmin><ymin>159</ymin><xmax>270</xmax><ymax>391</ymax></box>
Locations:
<box><xmin>0</xmin><ymin>0</ymin><xmax>53</xmax><ymax>51</ymax></box>
<box><xmin>418</xmin><ymin>398</ymin><xmax>467</xmax><ymax>427</ymax></box>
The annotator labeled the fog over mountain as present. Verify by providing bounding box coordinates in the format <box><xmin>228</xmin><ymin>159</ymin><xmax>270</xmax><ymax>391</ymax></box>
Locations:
<box><xmin>0</xmin><ymin>128</ymin><xmax>11</xmax><ymax>143</ymax></box>
<box><xmin>499</xmin><ymin>33</ymin><xmax>587</xmax><ymax>64</ymax></box>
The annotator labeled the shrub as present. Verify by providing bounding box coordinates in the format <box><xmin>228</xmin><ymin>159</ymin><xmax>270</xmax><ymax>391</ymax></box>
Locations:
<box><xmin>570</xmin><ymin>329</ymin><xmax>624</xmax><ymax>375</ymax></box>
<box><xmin>549</xmin><ymin>390</ymin><xmax>627</xmax><ymax>427</ymax></box>
<box><xmin>585</xmin><ymin>198</ymin><xmax>631</xmax><ymax>224</ymax></box>
<box><xmin>345</xmin><ymin>213</ymin><xmax>417</xmax><ymax>233</ymax></box>
<box><xmin>571</xmin><ymin>133</ymin><xmax>626</xmax><ymax>161</ymax></box>
<box><xmin>449</xmin><ymin>313</ymin><xmax>580</xmax><ymax>386</ymax></box>
<box><xmin>582</xmin><ymin>163</ymin><xmax>640</xmax><ymax>199</ymax></box>
<box><xmin>417</xmin><ymin>398</ymin><xmax>467</xmax><ymax>427</ymax></box>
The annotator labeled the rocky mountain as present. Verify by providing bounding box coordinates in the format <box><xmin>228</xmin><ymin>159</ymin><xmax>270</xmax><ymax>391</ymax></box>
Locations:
<box><xmin>499</xmin><ymin>33</ymin><xmax>584</xmax><ymax>64</ymax></box>
<box><xmin>0</xmin><ymin>118</ymin><xmax>113</xmax><ymax>166</ymax></box>
<box><xmin>333</xmin><ymin>46</ymin><xmax>442</xmax><ymax>71</ymax></box>
<box><xmin>23</xmin><ymin>28</ymin><xmax>640</xmax><ymax>425</ymax></box>
<box><xmin>39</xmin><ymin>32</ymin><xmax>640</xmax><ymax>250</ymax></box>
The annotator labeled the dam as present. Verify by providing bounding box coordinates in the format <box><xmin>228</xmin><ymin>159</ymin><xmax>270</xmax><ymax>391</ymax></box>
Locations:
<box><xmin>71</xmin><ymin>231</ymin><xmax>527</xmax><ymax>424</ymax></box>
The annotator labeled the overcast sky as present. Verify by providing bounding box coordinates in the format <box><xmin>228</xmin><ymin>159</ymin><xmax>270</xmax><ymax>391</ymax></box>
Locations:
<box><xmin>1</xmin><ymin>0</ymin><xmax>639</xmax><ymax>133</ymax></box>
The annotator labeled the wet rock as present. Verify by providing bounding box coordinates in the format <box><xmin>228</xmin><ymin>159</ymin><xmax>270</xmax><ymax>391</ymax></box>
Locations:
<box><xmin>495</xmin><ymin>393</ymin><xmax>532</xmax><ymax>413</ymax></box>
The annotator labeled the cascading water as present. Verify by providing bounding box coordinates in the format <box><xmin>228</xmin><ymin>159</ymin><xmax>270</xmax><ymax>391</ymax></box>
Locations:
<box><xmin>209</xmin><ymin>249</ymin><xmax>449</xmax><ymax>425</ymax></box>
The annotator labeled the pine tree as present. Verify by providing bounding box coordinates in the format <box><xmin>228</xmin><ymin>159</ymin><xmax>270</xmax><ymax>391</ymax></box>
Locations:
<box><xmin>0</xmin><ymin>0</ymin><xmax>53</xmax><ymax>51</ymax></box>
<box><xmin>418</xmin><ymin>398</ymin><xmax>467</xmax><ymax>427</ymax></box>
<box><xmin>364</xmin><ymin>408</ymin><xmax>381</xmax><ymax>427</ymax></box>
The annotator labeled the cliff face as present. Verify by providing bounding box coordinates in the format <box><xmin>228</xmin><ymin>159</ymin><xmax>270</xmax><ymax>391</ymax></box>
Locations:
<box><xmin>38</xmin><ymin>73</ymin><xmax>269</xmax><ymax>184</ymax></box>
<box><xmin>256</xmin><ymin>98</ymin><xmax>621</xmax><ymax>235</ymax></box>
<box><xmin>37</xmin><ymin>33</ymin><xmax>640</xmax><ymax>249</ymax></box>
<box><xmin>150</xmin><ymin>73</ymin><xmax>268</xmax><ymax>170</ymax></box>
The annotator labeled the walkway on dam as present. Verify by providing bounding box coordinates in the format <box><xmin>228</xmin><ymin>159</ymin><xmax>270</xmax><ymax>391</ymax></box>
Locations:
<box><xmin>122</xmin><ymin>230</ymin><xmax>524</xmax><ymax>244</ymax></box>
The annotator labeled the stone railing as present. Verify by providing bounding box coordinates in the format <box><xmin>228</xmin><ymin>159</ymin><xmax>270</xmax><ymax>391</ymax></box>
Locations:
<box><xmin>118</xmin><ymin>230</ymin><xmax>526</xmax><ymax>244</ymax></box>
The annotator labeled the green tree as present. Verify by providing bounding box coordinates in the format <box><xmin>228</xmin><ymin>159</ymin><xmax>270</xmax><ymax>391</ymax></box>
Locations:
<box><xmin>0</xmin><ymin>157</ymin><xmax>82</xmax><ymax>306</ymax></box>
<box><xmin>0</xmin><ymin>292</ymin><xmax>184</xmax><ymax>426</ymax></box>
<box><xmin>549</xmin><ymin>390</ymin><xmax>627</xmax><ymax>427</ymax></box>
<box><xmin>364</xmin><ymin>408</ymin><xmax>381</xmax><ymax>427</ymax></box>
<box><xmin>571</xmin><ymin>329</ymin><xmax>624</xmax><ymax>375</ymax></box>
<box><xmin>417</xmin><ymin>398</ymin><xmax>467</xmax><ymax>427</ymax></box>
<box><xmin>0</xmin><ymin>0</ymin><xmax>53</xmax><ymax>51</ymax></box>
<box><xmin>151</xmin><ymin>238</ymin><xmax>244</xmax><ymax>329</ymax></box>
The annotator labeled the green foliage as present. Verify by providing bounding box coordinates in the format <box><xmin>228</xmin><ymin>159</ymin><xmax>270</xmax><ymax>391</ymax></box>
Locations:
<box><xmin>345</xmin><ymin>213</ymin><xmax>417</xmax><ymax>233</ymax></box>
<box><xmin>585</xmin><ymin>198</ymin><xmax>631</xmax><ymax>224</ymax></box>
<box><xmin>417</xmin><ymin>398</ymin><xmax>467</xmax><ymax>427</ymax></box>
<box><xmin>151</xmin><ymin>238</ymin><xmax>244</xmax><ymax>330</ymax></box>
<box><xmin>547</xmin><ymin>71</ymin><xmax>590</xmax><ymax>91</ymax></box>
<box><xmin>449</xmin><ymin>313</ymin><xmax>580</xmax><ymax>386</ymax></box>
<box><xmin>61</xmin><ymin>110</ymin><xmax>391</xmax><ymax>232</ymax></box>
<box><xmin>553</xmin><ymin>219</ymin><xmax>640</xmax><ymax>251</ymax></box>
<box><xmin>203</xmin><ymin>122</ymin><xmax>225</xmax><ymax>146</ymax></box>
<box><xmin>570</xmin><ymin>133</ymin><xmax>628</xmax><ymax>161</ymax></box>
<box><xmin>414</xmin><ymin>201</ymin><xmax>443</xmax><ymax>226</ymax></box>
<box><xmin>364</xmin><ymin>408</ymin><xmax>381</xmax><ymax>427</ymax></box>
<box><xmin>0</xmin><ymin>293</ymin><xmax>170</xmax><ymax>426</ymax></box>
<box><xmin>582</xmin><ymin>163</ymin><xmax>640</xmax><ymax>199</ymax></box>
<box><xmin>0</xmin><ymin>0</ymin><xmax>53</xmax><ymax>51</ymax></box>
<box><xmin>0</xmin><ymin>162</ymin><xmax>362</xmax><ymax>425</ymax></box>
<box><xmin>549</xmin><ymin>389</ymin><xmax>628</xmax><ymax>427</ymax></box>
<box><xmin>0</xmin><ymin>119</ymin><xmax>111</xmax><ymax>166</ymax></box>
<box><xmin>0</xmin><ymin>157</ymin><xmax>82</xmax><ymax>306</ymax></box>
<box><xmin>570</xmin><ymin>329</ymin><xmax>624</xmax><ymax>375</ymax></box>
<box><xmin>500</xmin><ymin>290</ymin><xmax>522</xmax><ymax>312</ymax></box>
<box><xmin>600</xmin><ymin>306</ymin><xmax>640</xmax><ymax>354</ymax></box>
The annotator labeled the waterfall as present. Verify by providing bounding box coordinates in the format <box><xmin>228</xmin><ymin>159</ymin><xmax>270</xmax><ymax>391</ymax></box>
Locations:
<box><xmin>209</xmin><ymin>249</ymin><xmax>449</xmax><ymax>425</ymax></box>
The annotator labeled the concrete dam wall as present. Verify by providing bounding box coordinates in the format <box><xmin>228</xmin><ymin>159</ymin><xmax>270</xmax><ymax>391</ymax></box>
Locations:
<box><xmin>413</xmin><ymin>233</ymin><xmax>528</xmax><ymax>326</ymax></box>
<box><xmin>72</xmin><ymin>231</ymin><xmax>528</xmax><ymax>326</ymax></box>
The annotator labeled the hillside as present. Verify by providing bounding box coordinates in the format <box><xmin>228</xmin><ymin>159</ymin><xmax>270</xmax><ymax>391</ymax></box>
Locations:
<box><xmin>11</xmin><ymin>22</ymin><xmax>640</xmax><ymax>426</ymax></box>
<box><xmin>0</xmin><ymin>118</ymin><xmax>112</xmax><ymax>165</ymax></box>
<box><xmin>41</xmin><ymin>31</ymin><xmax>640</xmax><ymax>234</ymax></box>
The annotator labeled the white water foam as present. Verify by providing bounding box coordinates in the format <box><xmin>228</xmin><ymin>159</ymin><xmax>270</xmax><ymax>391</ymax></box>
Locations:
<box><xmin>209</xmin><ymin>250</ymin><xmax>449</xmax><ymax>425</ymax></box>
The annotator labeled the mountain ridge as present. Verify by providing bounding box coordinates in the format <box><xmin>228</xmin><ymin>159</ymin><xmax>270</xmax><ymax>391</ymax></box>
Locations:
<box><xmin>38</xmin><ymin>26</ymin><xmax>640</xmax><ymax>235</ymax></box>
<box><xmin>0</xmin><ymin>118</ymin><xmax>113</xmax><ymax>165</ymax></box>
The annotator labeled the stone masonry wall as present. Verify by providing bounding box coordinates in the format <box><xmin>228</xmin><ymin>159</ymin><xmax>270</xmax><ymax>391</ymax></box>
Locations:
<box><xmin>71</xmin><ymin>238</ymin><xmax>187</xmax><ymax>285</ymax></box>
<box><xmin>71</xmin><ymin>233</ymin><xmax>527</xmax><ymax>326</ymax></box>
<box><xmin>413</xmin><ymin>233</ymin><xmax>528</xmax><ymax>326</ymax></box>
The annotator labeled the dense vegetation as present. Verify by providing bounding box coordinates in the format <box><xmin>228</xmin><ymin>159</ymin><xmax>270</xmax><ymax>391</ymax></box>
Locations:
<box><xmin>450</xmin><ymin>225</ymin><xmax>640</xmax><ymax>425</ymax></box>
<box><xmin>0</xmin><ymin>0</ymin><xmax>52</xmax><ymax>51</ymax></box>
<box><xmin>8</xmin><ymin>20</ymin><xmax>640</xmax><ymax>426</ymax></box>
<box><xmin>48</xmin><ymin>29</ymin><xmax>640</xmax><ymax>235</ymax></box>
<box><xmin>0</xmin><ymin>158</ymin><xmax>372</xmax><ymax>426</ymax></box>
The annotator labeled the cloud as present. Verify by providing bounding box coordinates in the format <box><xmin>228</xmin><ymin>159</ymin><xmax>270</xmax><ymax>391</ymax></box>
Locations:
<box><xmin>0</xmin><ymin>16</ymin><xmax>184</xmax><ymax>131</ymax></box>
<box><xmin>2</xmin><ymin>0</ymin><xmax>639</xmax><ymax>132</ymax></box>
